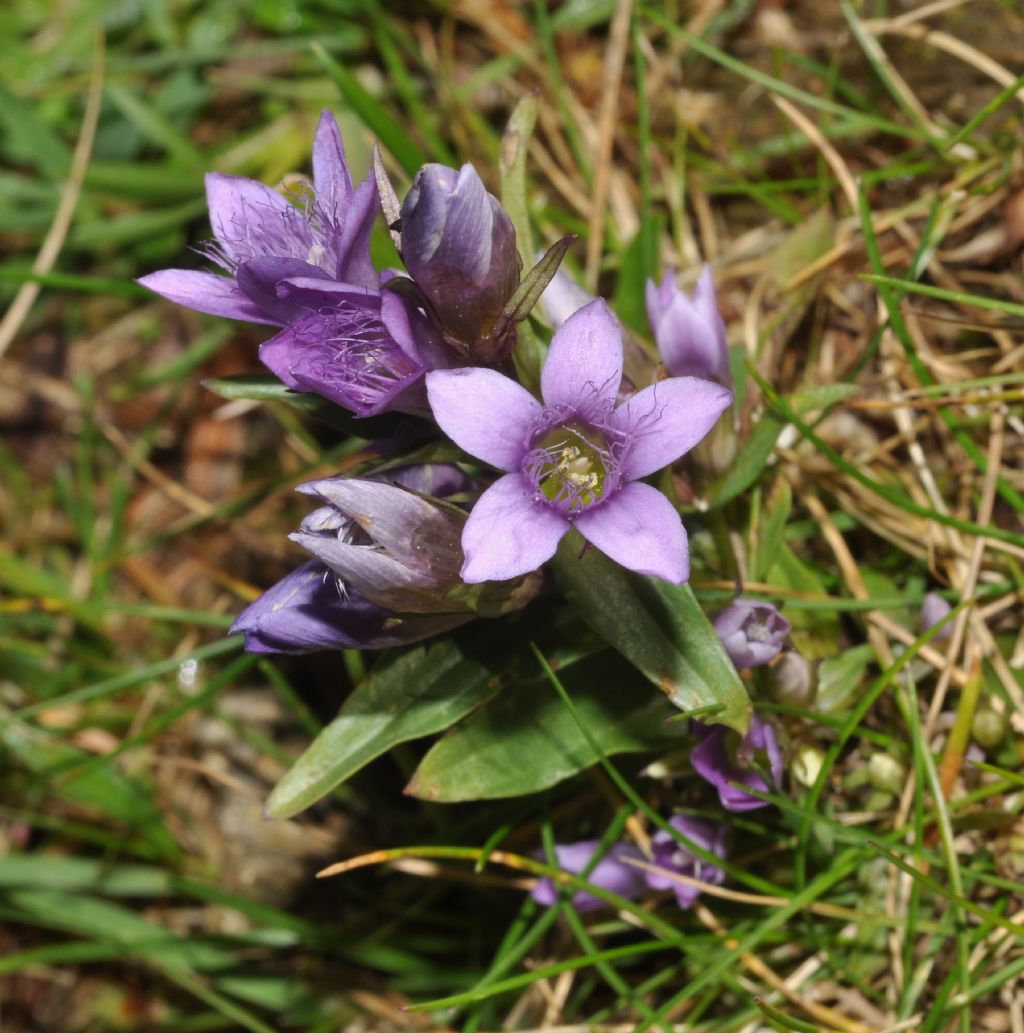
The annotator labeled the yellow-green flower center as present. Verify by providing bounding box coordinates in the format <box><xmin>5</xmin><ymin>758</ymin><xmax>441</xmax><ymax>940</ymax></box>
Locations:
<box><xmin>526</xmin><ymin>421</ymin><xmax>615</xmax><ymax>514</ymax></box>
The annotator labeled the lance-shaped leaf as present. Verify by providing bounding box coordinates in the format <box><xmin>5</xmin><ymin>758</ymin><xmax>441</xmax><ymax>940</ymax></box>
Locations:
<box><xmin>500</xmin><ymin>235</ymin><xmax>575</xmax><ymax>326</ymax></box>
<box><xmin>406</xmin><ymin>651</ymin><xmax>689</xmax><ymax>802</ymax></box>
<box><xmin>553</xmin><ymin>531</ymin><xmax>751</xmax><ymax>733</ymax></box>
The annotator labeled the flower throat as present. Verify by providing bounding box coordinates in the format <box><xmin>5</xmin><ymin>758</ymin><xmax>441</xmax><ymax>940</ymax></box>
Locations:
<box><xmin>524</xmin><ymin>421</ymin><xmax>617</xmax><ymax>514</ymax></box>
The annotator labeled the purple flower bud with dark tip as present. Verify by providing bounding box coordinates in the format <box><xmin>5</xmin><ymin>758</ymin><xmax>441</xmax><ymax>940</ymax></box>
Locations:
<box><xmin>400</xmin><ymin>162</ymin><xmax>521</xmax><ymax>349</ymax></box>
<box><xmin>426</xmin><ymin>299</ymin><xmax>732</xmax><ymax>584</ymax></box>
<box><xmin>138</xmin><ymin>111</ymin><xmax>379</xmax><ymax>325</ymax></box>
<box><xmin>645</xmin><ymin>816</ymin><xmax>727</xmax><ymax>909</ymax></box>
<box><xmin>713</xmin><ymin>599</ymin><xmax>790</xmax><ymax>669</ymax></box>
<box><xmin>692</xmin><ymin>715</ymin><xmax>783</xmax><ymax>812</ymax></box>
<box><xmin>646</xmin><ymin>265</ymin><xmax>730</xmax><ymax>385</ymax></box>
<box><xmin>531</xmin><ymin>840</ymin><xmax>647</xmax><ymax>913</ymax></box>
<box><xmin>920</xmin><ymin>591</ymin><xmax>953</xmax><ymax>641</ymax></box>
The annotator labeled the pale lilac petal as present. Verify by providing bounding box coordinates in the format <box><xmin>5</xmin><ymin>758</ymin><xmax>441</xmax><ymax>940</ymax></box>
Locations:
<box><xmin>460</xmin><ymin>474</ymin><xmax>568</xmax><ymax>583</ymax></box>
<box><xmin>541</xmin><ymin>266</ymin><xmax>594</xmax><ymax>328</ymax></box>
<box><xmin>137</xmin><ymin>268</ymin><xmax>279</xmax><ymax>325</ymax></box>
<box><xmin>531</xmin><ymin>841</ymin><xmax>647</xmax><ymax>912</ymax></box>
<box><xmin>426</xmin><ymin>369</ymin><xmax>540</xmax><ymax>471</ymax></box>
<box><xmin>541</xmin><ymin>299</ymin><xmax>623</xmax><ymax>410</ymax></box>
<box><xmin>616</xmin><ymin>377</ymin><xmax>732</xmax><ymax>480</ymax></box>
<box><xmin>205</xmin><ymin>172</ymin><xmax>312</xmax><ymax>263</ymax></box>
<box><xmin>311</xmin><ymin>110</ymin><xmax>353</xmax><ymax>219</ymax></box>
<box><xmin>574</xmin><ymin>482</ymin><xmax>688</xmax><ymax>584</ymax></box>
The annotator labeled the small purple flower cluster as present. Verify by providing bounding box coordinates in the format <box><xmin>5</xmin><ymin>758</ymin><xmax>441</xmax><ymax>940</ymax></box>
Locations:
<box><xmin>140</xmin><ymin>112</ymin><xmax>736</xmax><ymax>651</ymax></box>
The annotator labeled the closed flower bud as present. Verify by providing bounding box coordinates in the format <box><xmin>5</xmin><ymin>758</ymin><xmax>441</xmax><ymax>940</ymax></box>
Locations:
<box><xmin>972</xmin><ymin>706</ymin><xmax>1008</xmax><ymax>749</ymax></box>
<box><xmin>646</xmin><ymin>265</ymin><xmax>730</xmax><ymax>385</ymax></box>
<box><xmin>920</xmin><ymin>591</ymin><xmax>953</xmax><ymax>641</ymax></box>
<box><xmin>867</xmin><ymin>752</ymin><xmax>906</xmax><ymax>795</ymax></box>
<box><xmin>765</xmin><ymin>651</ymin><xmax>817</xmax><ymax>707</ymax></box>
<box><xmin>792</xmin><ymin>744</ymin><xmax>825</xmax><ymax>788</ymax></box>
<box><xmin>400</xmin><ymin>163</ymin><xmax>521</xmax><ymax>352</ymax></box>
<box><xmin>713</xmin><ymin>599</ymin><xmax>790</xmax><ymax>669</ymax></box>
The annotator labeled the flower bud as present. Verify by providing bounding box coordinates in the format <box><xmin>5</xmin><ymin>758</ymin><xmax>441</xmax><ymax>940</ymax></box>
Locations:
<box><xmin>400</xmin><ymin>163</ymin><xmax>521</xmax><ymax>352</ymax></box>
<box><xmin>792</xmin><ymin>744</ymin><xmax>824</xmax><ymax>788</ymax></box>
<box><xmin>713</xmin><ymin>599</ymin><xmax>790</xmax><ymax>669</ymax></box>
<box><xmin>867</xmin><ymin>752</ymin><xmax>906</xmax><ymax>795</ymax></box>
<box><xmin>919</xmin><ymin>591</ymin><xmax>953</xmax><ymax>641</ymax></box>
<box><xmin>972</xmin><ymin>706</ymin><xmax>1008</xmax><ymax>749</ymax></box>
<box><xmin>765</xmin><ymin>651</ymin><xmax>817</xmax><ymax>707</ymax></box>
<box><xmin>692</xmin><ymin>715</ymin><xmax>783</xmax><ymax>812</ymax></box>
<box><xmin>646</xmin><ymin>265</ymin><xmax>730</xmax><ymax>385</ymax></box>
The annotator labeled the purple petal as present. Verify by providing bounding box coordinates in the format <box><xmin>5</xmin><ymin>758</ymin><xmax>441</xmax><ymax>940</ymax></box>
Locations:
<box><xmin>426</xmin><ymin>369</ymin><xmax>540</xmax><ymax>471</ymax></box>
<box><xmin>531</xmin><ymin>840</ymin><xmax>647</xmax><ymax>912</ymax></box>
<box><xmin>311</xmin><ymin>110</ymin><xmax>353</xmax><ymax>221</ymax></box>
<box><xmin>541</xmin><ymin>267</ymin><xmax>594</xmax><ymax>329</ymax></box>
<box><xmin>920</xmin><ymin>591</ymin><xmax>953</xmax><ymax>641</ymax></box>
<box><xmin>712</xmin><ymin>599</ymin><xmax>790</xmax><ymax>669</ymax></box>
<box><xmin>647</xmin><ymin>815</ymin><xmax>727</xmax><ymax>908</ymax></box>
<box><xmin>380</xmin><ymin>286</ymin><xmax>452</xmax><ymax>370</ymax></box>
<box><xmin>275</xmin><ymin>276</ymin><xmax>380</xmax><ymax>314</ymax></box>
<box><xmin>541</xmin><ymin>299</ymin><xmax>623</xmax><ymax>410</ymax></box>
<box><xmin>333</xmin><ymin>170</ymin><xmax>381</xmax><ymax>289</ymax></box>
<box><xmin>236</xmin><ymin>257</ymin><xmax>329</xmax><ymax>322</ymax></box>
<box><xmin>691</xmin><ymin>719</ymin><xmax>780</xmax><ymax>812</ymax></box>
<box><xmin>574</xmin><ymin>482</ymin><xmax>688</xmax><ymax>584</ymax></box>
<box><xmin>205</xmin><ymin>172</ymin><xmax>313</xmax><ymax>264</ymax></box>
<box><xmin>460</xmin><ymin>473</ymin><xmax>568</xmax><ymax>583</ymax></box>
<box><xmin>137</xmin><ymin>268</ymin><xmax>280</xmax><ymax>325</ymax></box>
<box><xmin>616</xmin><ymin>377</ymin><xmax>732</xmax><ymax>480</ymax></box>
<box><xmin>647</xmin><ymin>266</ymin><xmax>730</xmax><ymax>384</ymax></box>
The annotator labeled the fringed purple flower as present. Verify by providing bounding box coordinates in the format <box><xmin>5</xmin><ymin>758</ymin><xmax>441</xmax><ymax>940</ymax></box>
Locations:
<box><xmin>259</xmin><ymin>283</ymin><xmax>449</xmax><ymax>417</ymax></box>
<box><xmin>692</xmin><ymin>715</ymin><xmax>783</xmax><ymax>812</ymax></box>
<box><xmin>645</xmin><ymin>816</ymin><xmax>727</xmax><ymax>909</ymax></box>
<box><xmin>531</xmin><ymin>840</ymin><xmax>646</xmax><ymax>913</ymax></box>
<box><xmin>646</xmin><ymin>265</ymin><xmax>730</xmax><ymax>385</ymax></box>
<box><xmin>713</xmin><ymin>599</ymin><xmax>790</xmax><ymax>669</ymax></box>
<box><xmin>426</xmin><ymin>299</ymin><xmax>732</xmax><ymax>584</ymax></box>
<box><xmin>138</xmin><ymin>111</ymin><xmax>379</xmax><ymax>325</ymax></box>
<box><xmin>400</xmin><ymin>162</ymin><xmax>520</xmax><ymax>351</ymax></box>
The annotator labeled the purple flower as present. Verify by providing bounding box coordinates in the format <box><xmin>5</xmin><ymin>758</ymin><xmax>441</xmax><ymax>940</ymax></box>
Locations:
<box><xmin>138</xmin><ymin>111</ymin><xmax>379</xmax><ymax>325</ymax></box>
<box><xmin>425</xmin><ymin>299</ymin><xmax>732</xmax><ymax>584</ymax></box>
<box><xmin>646</xmin><ymin>265</ymin><xmax>730</xmax><ymax>385</ymax></box>
<box><xmin>692</xmin><ymin>715</ymin><xmax>783</xmax><ymax>812</ymax></box>
<box><xmin>531</xmin><ymin>840</ymin><xmax>646</xmax><ymax>913</ymax></box>
<box><xmin>259</xmin><ymin>281</ymin><xmax>450</xmax><ymax>417</ymax></box>
<box><xmin>713</xmin><ymin>599</ymin><xmax>790</xmax><ymax>668</ymax></box>
<box><xmin>400</xmin><ymin>163</ymin><xmax>521</xmax><ymax>350</ymax></box>
<box><xmin>646</xmin><ymin>816</ymin><xmax>727</xmax><ymax>909</ymax></box>
<box><xmin>920</xmin><ymin>591</ymin><xmax>953</xmax><ymax>641</ymax></box>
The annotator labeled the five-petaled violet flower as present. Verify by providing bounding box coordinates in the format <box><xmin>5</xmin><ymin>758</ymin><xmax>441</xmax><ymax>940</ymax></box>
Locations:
<box><xmin>531</xmin><ymin>840</ymin><xmax>646</xmax><ymax>913</ymax></box>
<box><xmin>426</xmin><ymin>299</ymin><xmax>732</xmax><ymax>584</ymax></box>
<box><xmin>138</xmin><ymin>111</ymin><xmax>378</xmax><ymax>326</ymax></box>
<box><xmin>646</xmin><ymin>264</ymin><xmax>730</xmax><ymax>385</ymax></box>
<box><xmin>692</xmin><ymin>715</ymin><xmax>783</xmax><ymax>812</ymax></box>
<box><xmin>713</xmin><ymin>598</ymin><xmax>790</xmax><ymax>669</ymax></box>
<box><xmin>645</xmin><ymin>815</ymin><xmax>727</xmax><ymax>909</ymax></box>
<box><xmin>400</xmin><ymin>162</ymin><xmax>521</xmax><ymax>355</ymax></box>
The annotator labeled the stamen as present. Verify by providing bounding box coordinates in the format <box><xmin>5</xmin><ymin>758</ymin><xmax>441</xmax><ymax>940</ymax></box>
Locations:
<box><xmin>523</xmin><ymin>419</ymin><xmax>623</xmax><ymax>515</ymax></box>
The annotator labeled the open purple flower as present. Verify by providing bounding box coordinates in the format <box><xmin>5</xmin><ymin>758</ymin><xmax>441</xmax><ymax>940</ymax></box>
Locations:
<box><xmin>713</xmin><ymin>599</ymin><xmax>790</xmax><ymax>669</ymax></box>
<box><xmin>531</xmin><ymin>840</ymin><xmax>646</xmax><ymax>913</ymax></box>
<box><xmin>426</xmin><ymin>299</ymin><xmax>732</xmax><ymax>584</ymax></box>
<box><xmin>645</xmin><ymin>816</ymin><xmax>727</xmax><ymax>909</ymax></box>
<box><xmin>400</xmin><ymin>162</ymin><xmax>520</xmax><ymax>351</ymax></box>
<box><xmin>646</xmin><ymin>265</ymin><xmax>730</xmax><ymax>385</ymax></box>
<box><xmin>692</xmin><ymin>715</ymin><xmax>783</xmax><ymax>812</ymax></box>
<box><xmin>259</xmin><ymin>281</ymin><xmax>449</xmax><ymax>417</ymax></box>
<box><xmin>138</xmin><ymin>111</ymin><xmax>379</xmax><ymax>325</ymax></box>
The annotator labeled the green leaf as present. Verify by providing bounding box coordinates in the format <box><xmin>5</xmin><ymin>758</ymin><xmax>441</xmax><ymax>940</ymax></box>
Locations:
<box><xmin>767</xmin><ymin>543</ymin><xmax>839</xmax><ymax>661</ymax></box>
<box><xmin>499</xmin><ymin>91</ymin><xmax>538</xmax><ymax>268</ymax></box>
<box><xmin>553</xmin><ymin>531</ymin><xmax>751</xmax><ymax>732</ymax></box>
<box><xmin>815</xmin><ymin>643</ymin><xmax>874</xmax><ymax>714</ymax></box>
<box><xmin>266</xmin><ymin>626</ymin><xmax>528</xmax><ymax>818</ymax></box>
<box><xmin>707</xmin><ymin>412</ymin><xmax>786</xmax><ymax>509</ymax></box>
<box><xmin>406</xmin><ymin>652</ymin><xmax>688</xmax><ymax>801</ymax></box>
